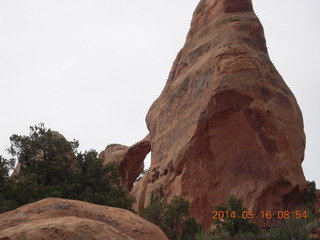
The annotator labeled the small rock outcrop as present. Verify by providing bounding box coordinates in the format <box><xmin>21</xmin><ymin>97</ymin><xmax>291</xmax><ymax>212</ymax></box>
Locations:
<box><xmin>103</xmin><ymin>0</ymin><xmax>307</xmax><ymax>228</ymax></box>
<box><xmin>0</xmin><ymin>198</ymin><xmax>168</xmax><ymax>240</ymax></box>
<box><xmin>99</xmin><ymin>135</ymin><xmax>151</xmax><ymax>191</ymax></box>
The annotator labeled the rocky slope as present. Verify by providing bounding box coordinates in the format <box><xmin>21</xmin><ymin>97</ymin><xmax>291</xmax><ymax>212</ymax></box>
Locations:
<box><xmin>101</xmin><ymin>0</ymin><xmax>307</xmax><ymax>228</ymax></box>
<box><xmin>0</xmin><ymin>198</ymin><xmax>168</xmax><ymax>240</ymax></box>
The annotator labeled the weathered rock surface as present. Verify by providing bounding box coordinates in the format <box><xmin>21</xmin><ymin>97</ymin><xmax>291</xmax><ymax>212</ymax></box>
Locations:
<box><xmin>99</xmin><ymin>135</ymin><xmax>151</xmax><ymax>191</ymax></box>
<box><xmin>0</xmin><ymin>198</ymin><xmax>168</xmax><ymax>240</ymax></box>
<box><xmin>130</xmin><ymin>0</ymin><xmax>306</xmax><ymax>228</ymax></box>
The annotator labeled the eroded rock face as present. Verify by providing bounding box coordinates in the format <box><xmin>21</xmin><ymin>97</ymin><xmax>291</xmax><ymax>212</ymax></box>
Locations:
<box><xmin>0</xmin><ymin>198</ymin><xmax>168</xmax><ymax>240</ymax></box>
<box><xmin>99</xmin><ymin>135</ymin><xmax>151</xmax><ymax>191</ymax></box>
<box><xmin>131</xmin><ymin>0</ymin><xmax>307</xmax><ymax>227</ymax></box>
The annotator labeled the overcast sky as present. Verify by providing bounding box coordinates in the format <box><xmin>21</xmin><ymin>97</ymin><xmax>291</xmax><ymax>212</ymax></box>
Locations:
<box><xmin>1</xmin><ymin>0</ymin><xmax>319</xmax><ymax>186</ymax></box>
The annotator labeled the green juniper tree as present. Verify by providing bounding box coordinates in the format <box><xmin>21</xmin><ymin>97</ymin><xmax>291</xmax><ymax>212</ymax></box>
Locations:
<box><xmin>142</xmin><ymin>195</ymin><xmax>201</xmax><ymax>240</ymax></box>
<box><xmin>0</xmin><ymin>123</ymin><xmax>134</xmax><ymax>213</ymax></box>
<box><xmin>0</xmin><ymin>156</ymin><xmax>14</xmax><ymax>187</ymax></box>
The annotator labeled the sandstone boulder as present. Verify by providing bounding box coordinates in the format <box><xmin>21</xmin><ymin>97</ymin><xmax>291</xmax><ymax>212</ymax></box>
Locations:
<box><xmin>130</xmin><ymin>0</ymin><xmax>307</xmax><ymax>228</ymax></box>
<box><xmin>0</xmin><ymin>198</ymin><xmax>168</xmax><ymax>240</ymax></box>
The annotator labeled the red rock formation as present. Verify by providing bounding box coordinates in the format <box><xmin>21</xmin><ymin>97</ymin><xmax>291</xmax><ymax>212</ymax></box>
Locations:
<box><xmin>99</xmin><ymin>135</ymin><xmax>151</xmax><ymax>191</ymax></box>
<box><xmin>0</xmin><ymin>198</ymin><xmax>168</xmax><ymax>240</ymax></box>
<box><xmin>130</xmin><ymin>0</ymin><xmax>307</xmax><ymax>228</ymax></box>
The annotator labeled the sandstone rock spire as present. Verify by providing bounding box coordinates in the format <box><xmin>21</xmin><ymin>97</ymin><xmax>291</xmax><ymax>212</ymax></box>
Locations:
<box><xmin>102</xmin><ymin>0</ymin><xmax>307</xmax><ymax>228</ymax></box>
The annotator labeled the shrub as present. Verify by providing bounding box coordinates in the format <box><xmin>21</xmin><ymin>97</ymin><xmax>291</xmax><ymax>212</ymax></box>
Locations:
<box><xmin>0</xmin><ymin>156</ymin><xmax>15</xmax><ymax>187</ymax></box>
<box><xmin>213</xmin><ymin>195</ymin><xmax>259</xmax><ymax>236</ymax></box>
<box><xmin>210</xmin><ymin>232</ymin><xmax>232</xmax><ymax>240</ymax></box>
<box><xmin>0</xmin><ymin>123</ymin><xmax>135</xmax><ymax>213</ymax></box>
<box><xmin>306</xmin><ymin>220</ymin><xmax>319</xmax><ymax>235</ymax></box>
<box><xmin>142</xmin><ymin>195</ymin><xmax>201</xmax><ymax>240</ymax></box>
<box><xmin>304</xmin><ymin>181</ymin><xmax>317</xmax><ymax>204</ymax></box>
<box><xmin>269</xmin><ymin>218</ymin><xmax>308</xmax><ymax>240</ymax></box>
<box><xmin>195</xmin><ymin>231</ymin><xmax>215</xmax><ymax>240</ymax></box>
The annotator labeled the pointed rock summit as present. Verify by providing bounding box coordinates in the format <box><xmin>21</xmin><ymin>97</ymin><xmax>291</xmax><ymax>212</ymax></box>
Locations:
<box><xmin>102</xmin><ymin>0</ymin><xmax>307</xmax><ymax>227</ymax></box>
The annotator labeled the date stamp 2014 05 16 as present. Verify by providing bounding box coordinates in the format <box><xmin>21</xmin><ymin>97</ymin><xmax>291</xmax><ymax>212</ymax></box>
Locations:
<box><xmin>212</xmin><ymin>210</ymin><xmax>308</xmax><ymax>220</ymax></box>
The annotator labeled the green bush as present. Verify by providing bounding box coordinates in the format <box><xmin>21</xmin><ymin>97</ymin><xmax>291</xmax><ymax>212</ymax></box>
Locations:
<box><xmin>0</xmin><ymin>156</ymin><xmax>14</xmax><ymax>187</ymax></box>
<box><xmin>195</xmin><ymin>231</ymin><xmax>214</xmax><ymax>240</ymax></box>
<box><xmin>304</xmin><ymin>181</ymin><xmax>317</xmax><ymax>204</ymax></box>
<box><xmin>306</xmin><ymin>220</ymin><xmax>319</xmax><ymax>235</ymax></box>
<box><xmin>213</xmin><ymin>195</ymin><xmax>259</xmax><ymax>236</ymax></box>
<box><xmin>142</xmin><ymin>195</ymin><xmax>201</xmax><ymax>240</ymax></box>
<box><xmin>142</xmin><ymin>196</ymin><xmax>167</xmax><ymax>226</ymax></box>
<box><xmin>210</xmin><ymin>231</ymin><xmax>232</xmax><ymax>240</ymax></box>
<box><xmin>0</xmin><ymin>123</ymin><xmax>135</xmax><ymax>213</ymax></box>
<box><xmin>269</xmin><ymin>219</ymin><xmax>308</xmax><ymax>240</ymax></box>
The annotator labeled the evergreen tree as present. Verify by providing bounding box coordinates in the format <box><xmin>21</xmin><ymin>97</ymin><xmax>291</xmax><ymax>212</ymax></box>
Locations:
<box><xmin>142</xmin><ymin>195</ymin><xmax>201</xmax><ymax>240</ymax></box>
<box><xmin>0</xmin><ymin>123</ymin><xmax>134</xmax><ymax>213</ymax></box>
